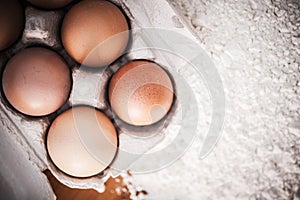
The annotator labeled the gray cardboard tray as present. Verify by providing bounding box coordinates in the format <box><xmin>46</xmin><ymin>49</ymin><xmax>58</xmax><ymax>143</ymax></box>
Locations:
<box><xmin>0</xmin><ymin>0</ymin><xmax>220</xmax><ymax>196</ymax></box>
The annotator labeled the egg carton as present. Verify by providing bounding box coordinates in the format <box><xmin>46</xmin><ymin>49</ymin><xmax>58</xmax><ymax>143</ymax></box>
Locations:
<box><xmin>0</xmin><ymin>0</ymin><xmax>217</xmax><ymax>198</ymax></box>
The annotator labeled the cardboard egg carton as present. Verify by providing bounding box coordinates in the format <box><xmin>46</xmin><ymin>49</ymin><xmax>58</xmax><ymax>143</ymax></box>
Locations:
<box><xmin>0</xmin><ymin>0</ymin><xmax>205</xmax><ymax>197</ymax></box>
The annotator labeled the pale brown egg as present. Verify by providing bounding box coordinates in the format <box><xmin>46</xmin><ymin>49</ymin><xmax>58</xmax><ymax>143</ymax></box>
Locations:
<box><xmin>27</xmin><ymin>0</ymin><xmax>73</xmax><ymax>9</ymax></box>
<box><xmin>2</xmin><ymin>47</ymin><xmax>71</xmax><ymax>116</ymax></box>
<box><xmin>61</xmin><ymin>0</ymin><xmax>129</xmax><ymax>67</ymax></box>
<box><xmin>0</xmin><ymin>0</ymin><xmax>24</xmax><ymax>51</ymax></box>
<box><xmin>109</xmin><ymin>61</ymin><xmax>174</xmax><ymax>126</ymax></box>
<box><xmin>47</xmin><ymin>106</ymin><xmax>118</xmax><ymax>178</ymax></box>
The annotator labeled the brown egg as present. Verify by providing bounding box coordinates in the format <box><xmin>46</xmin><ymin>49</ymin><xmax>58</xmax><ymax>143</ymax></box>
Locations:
<box><xmin>2</xmin><ymin>47</ymin><xmax>71</xmax><ymax>116</ymax></box>
<box><xmin>61</xmin><ymin>0</ymin><xmax>129</xmax><ymax>67</ymax></box>
<box><xmin>0</xmin><ymin>0</ymin><xmax>24</xmax><ymax>51</ymax></box>
<box><xmin>109</xmin><ymin>61</ymin><xmax>174</xmax><ymax>126</ymax></box>
<box><xmin>27</xmin><ymin>0</ymin><xmax>73</xmax><ymax>9</ymax></box>
<box><xmin>47</xmin><ymin>106</ymin><xmax>118</xmax><ymax>178</ymax></box>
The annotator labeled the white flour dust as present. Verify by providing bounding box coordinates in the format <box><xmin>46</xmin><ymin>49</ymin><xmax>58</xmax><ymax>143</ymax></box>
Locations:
<box><xmin>125</xmin><ymin>0</ymin><xmax>300</xmax><ymax>199</ymax></box>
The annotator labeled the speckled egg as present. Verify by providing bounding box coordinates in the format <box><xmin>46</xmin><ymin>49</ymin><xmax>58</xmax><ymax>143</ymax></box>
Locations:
<box><xmin>109</xmin><ymin>60</ymin><xmax>174</xmax><ymax>126</ymax></box>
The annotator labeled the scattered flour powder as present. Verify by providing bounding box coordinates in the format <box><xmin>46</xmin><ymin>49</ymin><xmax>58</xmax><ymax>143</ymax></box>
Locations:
<box><xmin>124</xmin><ymin>0</ymin><xmax>300</xmax><ymax>199</ymax></box>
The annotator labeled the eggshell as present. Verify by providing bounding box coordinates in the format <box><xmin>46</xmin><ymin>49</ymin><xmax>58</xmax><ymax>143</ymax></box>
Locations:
<box><xmin>61</xmin><ymin>0</ymin><xmax>129</xmax><ymax>67</ymax></box>
<box><xmin>27</xmin><ymin>0</ymin><xmax>73</xmax><ymax>9</ymax></box>
<box><xmin>47</xmin><ymin>106</ymin><xmax>118</xmax><ymax>178</ymax></box>
<box><xmin>0</xmin><ymin>0</ymin><xmax>24</xmax><ymax>51</ymax></box>
<box><xmin>109</xmin><ymin>61</ymin><xmax>174</xmax><ymax>126</ymax></box>
<box><xmin>2</xmin><ymin>47</ymin><xmax>71</xmax><ymax>116</ymax></box>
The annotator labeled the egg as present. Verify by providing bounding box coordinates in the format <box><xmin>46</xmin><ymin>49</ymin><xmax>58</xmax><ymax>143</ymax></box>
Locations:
<box><xmin>2</xmin><ymin>47</ymin><xmax>71</xmax><ymax>116</ymax></box>
<box><xmin>27</xmin><ymin>0</ymin><xmax>73</xmax><ymax>9</ymax></box>
<box><xmin>109</xmin><ymin>61</ymin><xmax>174</xmax><ymax>126</ymax></box>
<box><xmin>61</xmin><ymin>0</ymin><xmax>129</xmax><ymax>67</ymax></box>
<box><xmin>0</xmin><ymin>0</ymin><xmax>24</xmax><ymax>51</ymax></box>
<box><xmin>47</xmin><ymin>106</ymin><xmax>118</xmax><ymax>178</ymax></box>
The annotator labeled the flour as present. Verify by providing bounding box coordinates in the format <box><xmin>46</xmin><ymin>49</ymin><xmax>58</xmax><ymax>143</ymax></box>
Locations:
<box><xmin>127</xmin><ymin>0</ymin><xmax>300</xmax><ymax>199</ymax></box>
